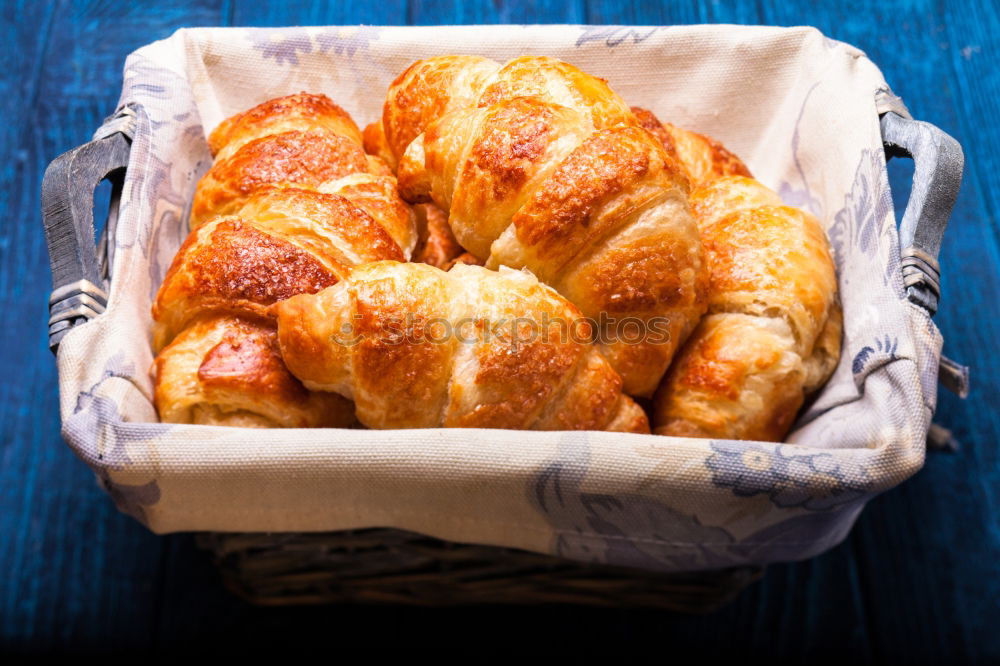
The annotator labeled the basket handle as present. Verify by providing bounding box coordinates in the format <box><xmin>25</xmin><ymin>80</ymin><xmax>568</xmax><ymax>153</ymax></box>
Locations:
<box><xmin>41</xmin><ymin>113</ymin><xmax>133</xmax><ymax>353</ymax></box>
<box><xmin>881</xmin><ymin>111</ymin><xmax>969</xmax><ymax>405</ymax></box>
<box><xmin>880</xmin><ymin>111</ymin><xmax>964</xmax><ymax>316</ymax></box>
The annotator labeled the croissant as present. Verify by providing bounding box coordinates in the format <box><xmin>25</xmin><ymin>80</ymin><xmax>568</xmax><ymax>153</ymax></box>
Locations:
<box><xmin>209</xmin><ymin>92</ymin><xmax>365</xmax><ymax>162</ymax></box>
<box><xmin>381</xmin><ymin>56</ymin><xmax>708</xmax><ymax>397</ymax></box>
<box><xmin>628</xmin><ymin>107</ymin><xmax>840</xmax><ymax>440</ymax></box>
<box><xmin>153</xmin><ymin>93</ymin><xmax>417</xmax><ymax>427</ymax></box>
<box><xmin>362</xmin><ymin>120</ymin><xmax>477</xmax><ymax>271</ymax></box>
<box><xmin>152</xmin><ymin>187</ymin><xmax>407</xmax><ymax>350</ymax></box>
<box><xmin>191</xmin><ymin>94</ymin><xmax>411</xmax><ymax>251</ymax></box>
<box><xmin>631</xmin><ymin>107</ymin><xmax>752</xmax><ymax>187</ymax></box>
<box><xmin>652</xmin><ymin>173</ymin><xmax>842</xmax><ymax>441</ymax></box>
<box><xmin>273</xmin><ymin>261</ymin><xmax>650</xmax><ymax>433</ymax></box>
<box><xmin>362</xmin><ymin>119</ymin><xmax>397</xmax><ymax>171</ymax></box>
<box><xmin>152</xmin><ymin>314</ymin><xmax>354</xmax><ymax>428</ymax></box>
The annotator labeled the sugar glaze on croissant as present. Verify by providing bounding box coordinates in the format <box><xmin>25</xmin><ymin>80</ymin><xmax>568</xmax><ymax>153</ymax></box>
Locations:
<box><xmin>191</xmin><ymin>93</ymin><xmax>415</xmax><ymax>256</ymax></box>
<box><xmin>625</xmin><ymin>108</ymin><xmax>841</xmax><ymax>441</ymax></box>
<box><xmin>153</xmin><ymin>93</ymin><xmax>418</xmax><ymax>427</ymax></box>
<box><xmin>273</xmin><ymin>261</ymin><xmax>650</xmax><ymax>433</ymax></box>
<box><xmin>652</xmin><ymin>174</ymin><xmax>841</xmax><ymax>441</ymax></box>
<box><xmin>153</xmin><ymin>315</ymin><xmax>354</xmax><ymax>428</ymax></box>
<box><xmin>631</xmin><ymin>107</ymin><xmax>752</xmax><ymax>188</ymax></box>
<box><xmin>381</xmin><ymin>56</ymin><xmax>708</xmax><ymax>397</ymax></box>
<box><xmin>154</xmin><ymin>187</ymin><xmax>412</xmax><ymax>351</ymax></box>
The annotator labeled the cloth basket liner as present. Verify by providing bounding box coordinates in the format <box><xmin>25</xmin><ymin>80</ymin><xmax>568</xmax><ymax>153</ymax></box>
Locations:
<box><xmin>55</xmin><ymin>24</ymin><xmax>943</xmax><ymax>572</ymax></box>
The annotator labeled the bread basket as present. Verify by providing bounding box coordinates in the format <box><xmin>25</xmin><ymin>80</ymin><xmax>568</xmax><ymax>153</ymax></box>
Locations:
<box><xmin>40</xmin><ymin>25</ymin><xmax>966</xmax><ymax>609</ymax></box>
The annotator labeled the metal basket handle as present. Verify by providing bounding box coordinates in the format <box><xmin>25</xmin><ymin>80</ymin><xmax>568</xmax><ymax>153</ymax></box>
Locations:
<box><xmin>41</xmin><ymin>114</ymin><xmax>133</xmax><ymax>353</ymax></box>
<box><xmin>880</xmin><ymin>111</ymin><xmax>969</xmax><ymax>427</ymax></box>
<box><xmin>880</xmin><ymin>111</ymin><xmax>964</xmax><ymax>316</ymax></box>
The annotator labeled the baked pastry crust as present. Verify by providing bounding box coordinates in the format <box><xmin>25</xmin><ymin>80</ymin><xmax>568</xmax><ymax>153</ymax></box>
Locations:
<box><xmin>632</xmin><ymin>106</ymin><xmax>752</xmax><ymax>187</ymax></box>
<box><xmin>622</xmin><ymin>108</ymin><xmax>841</xmax><ymax>441</ymax></box>
<box><xmin>383</xmin><ymin>56</ymin><xmax>708</xmax><ymax>396</ymax></box>
<box><xmin>153</xmin><ymin>314</ymin><xmax>354</xmax><ymax>428</ymax></box>
<box><xmin>190</xmin><ymin>128</ymin><xmax>371</xmax><ymax>230</ymax></box>
<box><xmin>273</xmin><ymin>261</ymin><xmax>650</xmax><ymax>433</ymax></box>
<box><xmin>153</xmin><ymin>188</ymin><xmax>407</xmax><ymax>351</ymax></box>
<box><xmin>653</xmin><ymin>175</ymin><xmax>841</xmax><ymax>441</ymax></box>
<box><xmin>153</xmin><ymin>93</ymin><xmax>418</xmax><ymax>427</ymax></box>
<box><xmin>208</xmin><ymin>92</ymin><xmax>365</xmax><ymax>161</ymax></box>
<box><xmin>191</xmin><ymin>92</ymin><xmax>416</xmax><ymax>254</ymax></box>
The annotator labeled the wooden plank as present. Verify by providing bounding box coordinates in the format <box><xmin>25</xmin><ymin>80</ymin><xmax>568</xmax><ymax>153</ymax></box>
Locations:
<box><xmin>758</xmin><ymin>1</ymin><xmax>1000</xmax><ymax>662</ymax></box>
<box><xmin>229</xmin><ymin>1</ymin><xmax>410</xmax><ymax>26</ymax></box>
<box><xmin>584</xmin><ymin>0</ymin><xmax>762</xmax><ymax>24</ymax></box>
<box><xmin>0</xmin><ymin>0</ymin><xmax>230</xmax><ymax>653</ymax></box>
<box><xmin>2</xmin><ymin>0</ymin><xmax>998</xmax><ymax>659</ymax></box>
<box><xmin>407</xmin><ymin>0</ymin><xmax>585</xmax><ymax>24</ymax></box>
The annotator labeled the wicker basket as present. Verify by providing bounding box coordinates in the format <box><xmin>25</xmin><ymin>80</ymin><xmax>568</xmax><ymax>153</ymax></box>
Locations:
<box><xmin>41</xmin><ymin>25</ymin><xmax>965</xmax><ymax>608</ymax></box>
<box><xmin>196</xmin><ymin>529</ymin><xmax>762</xmax><ymax>609</ymax></box>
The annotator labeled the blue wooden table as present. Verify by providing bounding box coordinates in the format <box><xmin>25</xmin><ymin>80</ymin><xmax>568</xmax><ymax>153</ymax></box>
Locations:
<box><xmin>2</xmin><ymin>0</ymin><xmax>998</xmax><ymax>659</ymax></box>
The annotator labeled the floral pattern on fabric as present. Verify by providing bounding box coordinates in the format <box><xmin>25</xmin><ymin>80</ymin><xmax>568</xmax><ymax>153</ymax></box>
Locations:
<box><xmin>828</xmin><ymin>147</ymin><xmax>900</xmax><ymax>290</ymax></box>
<box><xmin>315</xmin><ymin>26</ymin><xmax>383</xmax><ymax>57</ymax></box>
<box><xmin>62</xmin><ymin>354</ymin><xmax>170</xmax><ymax>524</ymax></box>
<box><xmin>852</xmin><ymin>334</ymin><xmax>900</xmax><ymax>376</ymax></box>
<box><xmin>247</xmin><ymin>26</ymin><xmax>382</xmax><ymax>65</ymax></box>
<box><xmin>576</xmin><ymin>26</ymin><xmax>664</xmax><ymax>48</ymax></box>
<box><xmin>532</xmin><ymin>433</ymin><xmax>737</xmax><ymax>571</ymax></box>
<box><xmin>248</xmin><ymin>28</ymin><xmax>315</xmax><ymax>66</ymax></box>
<box><xmin>706</xmin><ymin>440</ymin><xmax>871</xmax><ymax>511</ymax></box>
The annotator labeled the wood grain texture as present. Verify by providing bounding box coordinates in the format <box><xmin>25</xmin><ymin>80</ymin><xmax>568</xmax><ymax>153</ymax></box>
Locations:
<box><xmin>2</xmin><ymin>0</ymin><xmax>997</xmax><ymax>659</ymax></box>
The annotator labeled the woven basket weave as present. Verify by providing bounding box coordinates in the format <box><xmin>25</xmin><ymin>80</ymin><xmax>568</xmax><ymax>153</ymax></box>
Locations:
<box><xmin>196</xmin><ymin>530</ymin><xmax>762</xmax><ymax>609</ymax></box>
<box><xmin>41</xmin><ymin>25</ymin><xmax>964</xmax><ymax>609</ymax></box>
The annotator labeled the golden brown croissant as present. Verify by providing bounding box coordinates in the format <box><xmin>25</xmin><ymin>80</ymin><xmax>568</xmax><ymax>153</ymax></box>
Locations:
<box><xmin>191</xmin><ymin>93</ymin><xmax>414</xmax><ymax>250</ymax></box>
<box><xmin>631</xmin><ymin>106</ymin><xmax>752</xmax><ymax>188</ymax></box>
<box><xmin>152</xmin><ymin>187</ymin><xmax>406</xmax><ymax>351</ymax></box>
<box><xmin>381</xmin><ymin>56</ymin><xmax>707</xmax><ymax>397</ymax></box>
<box><xmin>362</xmin><ymin>120</ymin><xmax>397</xmax><ymax>172</ymax></box>
<box><xmin>209</xmin><ymin>92</ymin><xmax>365</xmax><ymax>162</ymax></box>
<box><xmin>153</xmin><ymin>93</ymin><xmax>418</xmax><ymax>427</ymax></box>
<box><xmin>273</xmin><ymin>261</ymin><xmax>650</xmax><ymax>433</ymax></box>
<box><xmin>153</xmin><ymin>314</ymin><xmax>354</xmax><ymax>427</ymax></box>
<box><xmin>408</xmin><ymin>202</ymin><xmax>481</xmax><ymax>270</ymax></box>
<box><xmin>151</xmin><ymin>194</ymin><xmax>379</xmax><ymax>428</ymax></box>
<box><xmin>362</xmin><ymin>120</ymin><xmax>476</xmax><ymax>271</ymax></box>
<box><xmin>652</xmin><ymin>175</ymin><xmax>841</xmax><ymax>441</ymax></box>
<box><xmin>381</xmin><ymin>55</ymin><xmax>637</xmax><ymax>165</ymax></box>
